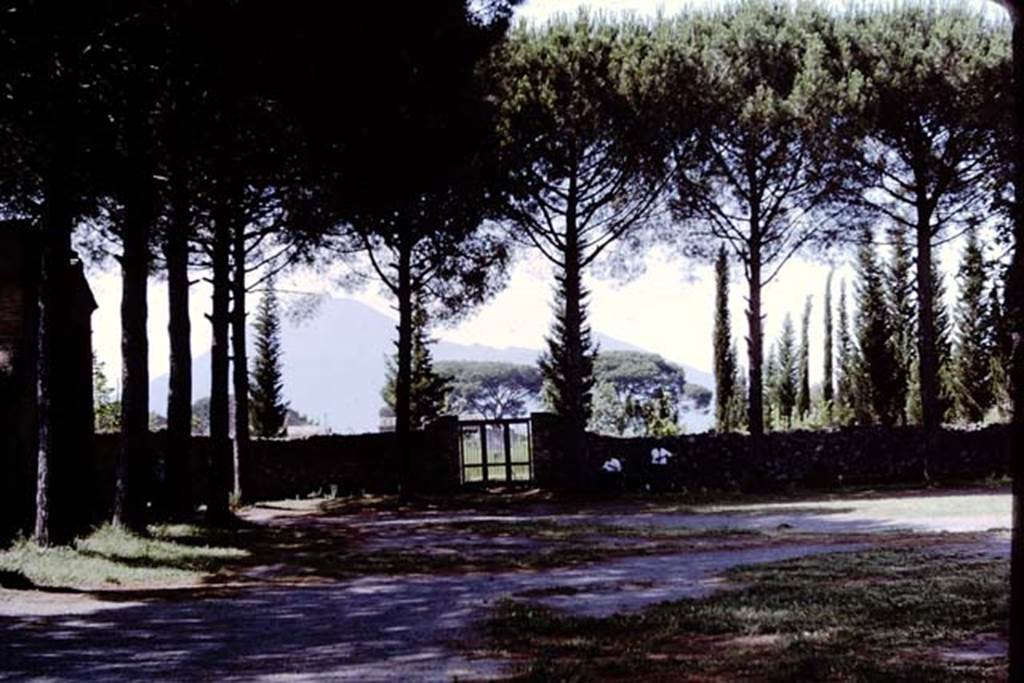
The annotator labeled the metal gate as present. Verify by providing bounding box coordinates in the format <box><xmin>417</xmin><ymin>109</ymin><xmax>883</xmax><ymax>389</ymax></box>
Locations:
<box><xmin>458</xmin><ymin>418</ymin><xmax>533</xmax><ymax>485</ymax></box>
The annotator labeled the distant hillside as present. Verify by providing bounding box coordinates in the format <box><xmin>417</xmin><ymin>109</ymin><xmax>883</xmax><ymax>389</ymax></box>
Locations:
<box><xmin>151</xmin><ymin>297</ymin><xmax>716</xmax><ymax>434</ymax></box>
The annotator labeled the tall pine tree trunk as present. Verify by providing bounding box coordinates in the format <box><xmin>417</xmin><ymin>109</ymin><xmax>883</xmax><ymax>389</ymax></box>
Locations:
<box><xmin>746</xmin><ymin>229</ymin><xmax>765</xmax><ymax>441</ymax></box>
<box><xmin>164</xmin><ymin>139</ymin><xmax>192</xmax><ymax>519</ymax></box>
<box><xmin>395</xmin><ymin>238</ymin><xmax>413</xmax><ymax>495</ymax></box>
<box><xmin>1007</xmin><ymin>10</ymin><xmax>1024</xmax><ymax>679</ymax></box>
<box><xmin>207</xmin><ymin>190</ymin><xmax>232</xmax><ymax>521</ymax></box>
<box><xmin>823</xmin><ymin>272</ymin><xmax>834</xmax><ymax>422</ymax></box>
<box><xmin>914</xmin><ymin>204</ymin><xmax>940</xmax><ymax>474</ymax></box>
<box><xmin>34</xmin><ymin>141</ymin><xmax>75</xmax><ymax>546</ymax></box>
<box><xmin>230</xmin><ymin>222</ymin><xmax>251</xmax><ymax>503</ymax></box>
<box><xmin>562</xmin><ymin>181</ymin><xmax>589</xmax><ymax>484</ymax></box>
<box><xmin>113</xmin><ymin>94</ymin><xmax>153</xmax><ymax>533</ymax></box>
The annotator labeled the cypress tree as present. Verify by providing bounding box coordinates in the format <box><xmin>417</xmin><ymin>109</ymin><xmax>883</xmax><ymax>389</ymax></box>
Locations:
<box><xmin>835</xmin><ymin>279</ymin><xmax>856</xmax><ymax>425</ymax></box>
<box><xmin>775</xmin><ymin>315</ymin><xmax>798</xmax><ymax>429</ymax></box>
<box><xmin>797</xmin><ymin>296</ymin><xmax>812</xmax><ymax>423</ymax></box>
<box><xmin>822</xmin><ymin>271</ymin><xmax>834</xmax><ymax>423</ymax></box>
<box><xmin>908</xmin><ymin>264</ymin><xmax>955</xmax><ymax>426</ymax></box>
<box><xmin>853</xmin><ymin>227</ymin><xmax>901</xmax><ymax>426</ymax></box>
<box><xmin>730</xmin><ymin>356</ymin><xmax>749</xmax><ymax>431</ymax></box>
<box><xmin>887</xmin><ymin>226</ymin><xmax>915</xmax><ymax>425</ymax></box>
<box><xmin>933</xmin><ymin>262</ymin><xmax>956</xmax><ymax>420</ymax></box>
<box><xmin>764</xmin><ymin>343</ymin><xmax>780</xmax><ymax>432</ymax></box>
<box><xmin>383</xmin><ymin>298</ymin><xmax>452</xmax><ymax>430</ymax></box>
<box><xmin>249</xmin><ymin>278</ymin><xmax>289</xmax><ymax>438</ymax></box>
<box><xmin>713</xmin><ymin>246</ymin><xmax>737</xmax><ymax>432</ymax></box>
<box><xmin>540</xmin><ymin>271</ymin><xmax>598</xmax><ymax>457</ymax></box>
<box><xmin>952</xmin><ymin>230</ymin><xmax>993</xmax><ymax>422</ymax></box>
<box><xmin>986</xmin><ymin>284</ymin><xmax>1012</xmax><ymax>417</ymax></box>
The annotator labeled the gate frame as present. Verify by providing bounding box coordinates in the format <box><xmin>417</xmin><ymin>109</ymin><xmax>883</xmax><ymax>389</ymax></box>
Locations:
<box><xmin>457</xmin><ymin>417</ymin><xmax>533</xmax><ymax>485</ymax></box>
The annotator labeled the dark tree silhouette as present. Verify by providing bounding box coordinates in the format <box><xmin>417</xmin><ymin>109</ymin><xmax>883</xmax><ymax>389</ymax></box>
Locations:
<box><xmin>713</xmin><ymin>247</ymin><xmax>737</xmax><ymax>432</ymax></box>
<box><xmin>488</xmin><ymin>15</ymin><xmax>668</xmax><ymax>481</ymax></box>
<box><xmin>853</xmin><ymin>227</ymin><xmax>902</xmax><ymax>426</ymax></box>
<box><xmin>1003</xmin><ymin>7</ymin><xmax>1024</xmax><ymax>671</ymax></box>
<box><xmin>797</xmin><ymin>296</ymin><xmax>812</xmax><ymax>422</ymax></box>
<box><xmin>665</xmin><ymin>4</ymin><xmax>858</xmax><ymax>442</ymax></box>
<box><xmin>822</xmin><ymin>271</ymin><xmax>835</xmax><ymax>422</ymax></box>
<box><xmin>842</xmin><ymin>6</ymin><xmax>1008</xmax><ymax>441</ymax></box>
<box><xmin>886</xmin><ymin>226</ymin><xmax>915</xmax><ymax>425</ymax></box>
<box><xmin>381</xmin><ymin>299</ymin><xmax>452</xmax><ymax>431</ymax></box>
<box><xmin>952</xmin><ymin>229</ymin><xmax>995</xmax><ymax>422</ymax></box>
<box><xmin>0</xmin><ymin>1</ymin><xmax>111</xmax><ymax>544</ymax></box>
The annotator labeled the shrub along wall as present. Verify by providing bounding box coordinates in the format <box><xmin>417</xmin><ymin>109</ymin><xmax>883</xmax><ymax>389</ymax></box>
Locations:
<box><xmin>581</xmin><ymin>424</ymin><xmax>1011</xmax><ymax>494</ymax></box>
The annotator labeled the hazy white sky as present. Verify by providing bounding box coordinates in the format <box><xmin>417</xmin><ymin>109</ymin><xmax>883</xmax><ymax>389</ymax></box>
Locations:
<box><xmin>87</xmin><ymin>0</ymin><xmax>1000</xmax><ymax>391</ymax></box>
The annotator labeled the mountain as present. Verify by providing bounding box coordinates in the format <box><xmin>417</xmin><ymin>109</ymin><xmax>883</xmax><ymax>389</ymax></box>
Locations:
<box><xmin>150</xmin><ymin>297</ymin><xmax>716</xmax><ymax>434</ymax></box>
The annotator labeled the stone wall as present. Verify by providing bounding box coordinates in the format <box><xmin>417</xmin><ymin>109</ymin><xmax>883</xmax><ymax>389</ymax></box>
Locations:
<box><xmin>580</xmin><ymin>423</ymin><xmax>1011</xmax><ymax>493</ymax></box>
<box><xmin>90</xmin><ymin>418</ymin><xmax>460</xmax><ymax>518</ymax></box>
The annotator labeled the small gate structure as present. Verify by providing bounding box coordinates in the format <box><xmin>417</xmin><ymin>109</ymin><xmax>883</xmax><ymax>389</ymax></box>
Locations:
<box><xmin>458</xmin><ymin>417</ymin><xmax>533</xmax><ymax>485</ymax></box>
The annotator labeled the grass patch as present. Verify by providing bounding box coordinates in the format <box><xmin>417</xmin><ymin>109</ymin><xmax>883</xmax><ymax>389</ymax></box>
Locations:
<box><xmin>487</xmin><ymin>548</ymin><xmax>1008</xmax><ymax>681</ymax></box>
<box><xmin>0</xmin><ymin>523</ymin><xmax>248</xmax><ymax>589</ymax></box>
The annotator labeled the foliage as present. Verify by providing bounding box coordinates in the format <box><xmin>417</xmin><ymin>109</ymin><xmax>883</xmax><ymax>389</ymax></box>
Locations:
<box><xmin>835</xmin><ymin>279</ymin><xmax>857</xmax><ymax>425</ymax></box>
<box><xmin>797</xmin><ymin>295</ymin><xmax>812</xmax><ymax>422</ymax></box>
<box><xmin>382</xmin><ymin>300</ymin><xmax>452</xmax><ymax>431</ymax></box>
<box><xmin>249</xmin><ymin>278</ymin><xmax>289</xmax><ymax>437</ymax></box>
<box><xmin>663</xmin><ymin>2</ymin><xmax>861</xmax><ymax>438</ymax></box>
<box><xmin>821</xmin><ymin>271</ymin><xmax>835</xmax><ymax>423</ymax></box>
<box><xmin>0</xmin><ymin>523</ymin><xmax>246</xmax><ymax>590</ymax></box>
<box><xmin>586</xmin><ymin>351</ymin><xmax>689</xmax><ymax>437</ymax></box>
<box><xmin>772</xmin><ymin>315</ymin><xmax>798</xmax><ymax>429</ymax></box>
<box><xmin>489</xmin><ymin>13</ymin><xmax>668</xmax><ymax>468</ymax></box>
<box><xmin>840</xmin><ymin>4</ymin><xmax>1009</xmax><ymax>435</ymax></box>
<box><xmin>886</xmin><ymin>225</ymin><xmax>916</xmax><ymax>425</ymax></box>
<box><xmin>438</xmin><ymin>361</ymin><xmax>542</xmax><ymax>420</ymax></box>
<box><xmin>713</xmin><ymin>246</ymin><xmax>738</xmax><ymax>432</ymax></box>
<box><xmin>853</xmin><ymin>227</ymin><xmax>903</xmax><ymax>426</ymax></box>
<box><xmin>539</xmin><ymin>274</ymin><xmax>598</xmax><ymax>431</ymax></box>
<box><xmin>951</xmin><ymin>230</ymin><xmax>995</xmax><ymax>423</ymax></box>
<box><xmin>93</xmin><ymin>354</ymin><xmax>121</xmax><ymax>433</ymax></box>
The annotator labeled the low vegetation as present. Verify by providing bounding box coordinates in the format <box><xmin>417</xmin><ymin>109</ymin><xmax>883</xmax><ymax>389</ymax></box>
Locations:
<box><xmin>0</xmin><ymin>523</ymin><xmax>247</xmax><ymax>590</ymax></box>
<box><xmin>488</xmin><ymin>548</ymin><xmax>1008</xmax><ymax>680</ymax></box>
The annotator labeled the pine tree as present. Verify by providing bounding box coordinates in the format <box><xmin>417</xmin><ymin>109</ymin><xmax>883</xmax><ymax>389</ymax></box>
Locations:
<box><xmin>730</xmin><ymin>358</ymin><xmax>749</xmax><ymax>431</ymax></box>
<box><xmin>853</xmin><ymin>228</ymin><xmax>902</xmax><ymax>426</ymax></box>
<box><xmin>539</xmin><ymin>272</ymin><xmax>597</xmax><ymax>450</ymax></box>
<box><xmin>249</xmin><ymin>279</ymin><xmax>289</xmax><ymax>438</ymax></box>
<box><xmin>383</xmin><ymin>298</ymin><xmax>452</xmax><ymax>430</ymax></box>
<box><xmin>908</xmin><ymin>264</ymin><xmax>955</xmax><ymax>426</ymax></box>
<box><xmin>952</xmin><ymin>230</ymin><xmax>993</xmax><ymax>423</ymax></box>
<box><xmin>886</xmin><ymin>226</ymin><xmax>915</xmax><ymax>425</ymax></box>
<box><xmin>713</xmin><ymin>246</ymin><xmax>737</xmax><ymax>432</ymax></box>
<box><xmin>986</xmin><ymin>284</ymin><xmax>1012</xmax><ymax>418</ymax></box>
<box><xmin>93</xmin><ymin>354</ymin><xmax>121</xmax><ymax>433</ymax></box>
<box><xmin>932</xmin><ymin>262</ymin><xmax>956</xmax><ymax>421</ymax></box>
<box><xmin>835</xmin><ymin>279</ymin><xmax>857</xmax><ymax>425</ymax></box>
<box><xmin>797</xmin><ymin>296</ymin><xmax>812</xmax><ymax>423</ymax></box>
<box><xmin>775</xmin><ymin>315</ymin><xmax>798</xmax><ymax>429</ymax></box>
<box><xmin>764</xmin><ymin>343</ymin><xmax>780</xmax><ymax>431</ymax></box>
<box><xmin>822</xmin><ymin>271</ymin><xmax>834</xmax><ymax>423</ymax></box>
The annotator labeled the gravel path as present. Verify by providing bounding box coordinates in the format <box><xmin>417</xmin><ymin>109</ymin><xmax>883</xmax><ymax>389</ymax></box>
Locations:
<box><xmin>0</xmin><ymin>489</ymin><xmax>1010</xmax><ymax>682</ymax></box>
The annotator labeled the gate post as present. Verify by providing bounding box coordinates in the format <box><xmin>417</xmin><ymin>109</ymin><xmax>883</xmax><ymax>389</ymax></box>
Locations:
<box><xmin>424</xmin><ymin>415</ymin><xmax>460</xmax><ymax>492</ymax></box>
<box><xmin>530</xmin><ymin>412</ymin><xmax>564</xmax><ymax>488</ymax></box>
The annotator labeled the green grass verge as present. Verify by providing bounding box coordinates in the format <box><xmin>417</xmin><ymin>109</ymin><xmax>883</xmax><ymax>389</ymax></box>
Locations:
<box><xmin>0</xmin><ymin>523</ymin><xmax>248</xmax><ymax>589</ymax></box>
<box><xmin>488</xmin><ymin>548</ymin><xmax>1008</xmax><ymax>681</ymax></box>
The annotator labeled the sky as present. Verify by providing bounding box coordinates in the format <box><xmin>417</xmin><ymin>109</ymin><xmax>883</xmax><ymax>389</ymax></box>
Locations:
<box><xmin>86</xmin><ymin>0</ymin><xmax>1004</xmax><ymax>394</ymax></box>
